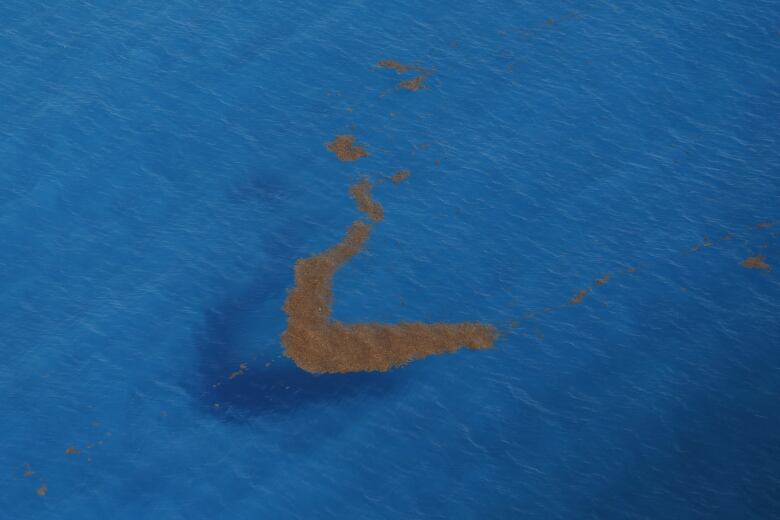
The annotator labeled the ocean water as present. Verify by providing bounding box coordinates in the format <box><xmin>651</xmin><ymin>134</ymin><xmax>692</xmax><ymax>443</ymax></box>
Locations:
<box><xmin>1</xmin><ymin>0</ymin><xmax>779</xmax><ymax>518</ymax></box>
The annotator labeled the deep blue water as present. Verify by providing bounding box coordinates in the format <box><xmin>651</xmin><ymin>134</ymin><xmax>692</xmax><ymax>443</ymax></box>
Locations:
<box><xmin>2</xmin><ymin>1</ymin><xmax>779</xmax><ymax>518</ymax></box>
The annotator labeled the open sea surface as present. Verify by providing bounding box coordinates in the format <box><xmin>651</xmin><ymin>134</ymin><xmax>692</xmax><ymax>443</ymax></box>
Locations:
<box><xmin>1</xmin><ymin>1</ymin><xmax>779</xmax><ymax>518</ymax></box>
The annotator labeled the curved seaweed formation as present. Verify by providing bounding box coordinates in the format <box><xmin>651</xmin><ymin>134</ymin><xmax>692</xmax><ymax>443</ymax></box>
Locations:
<box><xmin>281</xmin><ymin>178</ymin><xmax>498</xmax><ymax>373</ymax></box>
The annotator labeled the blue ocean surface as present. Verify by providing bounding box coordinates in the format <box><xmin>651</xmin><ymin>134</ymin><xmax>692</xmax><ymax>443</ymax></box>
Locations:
<box><xmin>1</xmin><ymin>1</ymin><xmax>779</xmax><ymax>518</ymax></box>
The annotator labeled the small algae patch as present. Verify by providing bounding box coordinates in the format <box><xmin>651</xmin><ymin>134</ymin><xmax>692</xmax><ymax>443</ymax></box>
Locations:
<box><xmin>390</xmin><ymin>170</ymin><xmax>411</xmax><ymax>184</ymax></box>
<box><xmin>326</xmin><ymin>135</ymin><xmax>368</xmax><ymax>161</ymax></box>
<box><xmin>349</xmin><ymin>178</ymin><xmax>384</xmax><ymax>222</ymax></box>
<box><xmin>377</xmin><ymin>59</ymin><xmax>411</xmax><ymax>73</ymax></box>
<box><xmin>399</xmin><ymin>76</ymin><xmax>426</xmax><ymax>91</ymax></box>
<box><xmin>742</xmin><ymin>255</ymin><xmax>770</xmax><ymax>270</ymax></box>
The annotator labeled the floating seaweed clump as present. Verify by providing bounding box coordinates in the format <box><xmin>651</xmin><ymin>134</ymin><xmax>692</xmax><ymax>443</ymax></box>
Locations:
<box><xmin>377</xmin><ymin>59</ymin><xmax>411</xmax><ymax>73</ymax></box>
<box><xmin>741</xmin><ymin>255</ymin><xmax>770</xmax><ymax>270</ymax></box>
<box><xmin>399</xmin><ymin>76</ymin><xmax>426</xmax><ymax>91</ymax></box>
<box><xmin>326</xmin><ymin>135</ymin><xmax>368</xmax><ymax>161</ymax></box>
<box><xmin>281</xmin><ymin>179</ymin><xmax>497</xmax><ymax>373</ymax></box>
<box><xmin>390</xmin><ymin>170</ymin><xmax>410</xmax><ymax>184</ymax></box>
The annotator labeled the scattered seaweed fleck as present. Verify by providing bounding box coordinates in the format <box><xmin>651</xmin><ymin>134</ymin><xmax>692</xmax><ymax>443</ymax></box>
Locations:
<box><xmin>570</xmin><ymin>289</ymin><xmax>590</xmax><ymax>305</ymax></box>
<box><xmin>228</xmin><ymin>362</ymin><xmax>248</xmax><ymax>380</ymax></box>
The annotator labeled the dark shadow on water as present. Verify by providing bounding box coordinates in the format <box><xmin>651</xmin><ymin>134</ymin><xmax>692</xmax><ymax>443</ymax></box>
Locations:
<box><xmin>201</xmin><ymin>359</ymin><xmax>403</xmax><ymax>421</ymax></box>
<box><xmin>184</xmin><ymin>259</ymin><xmax>405</xmax><ymax>422</ymax></box>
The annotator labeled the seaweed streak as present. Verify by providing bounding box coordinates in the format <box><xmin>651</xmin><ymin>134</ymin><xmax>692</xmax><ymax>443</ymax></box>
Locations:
<box><xmin>281</xmin><ymin>180</ymin><xmax>497</xmax><ymax>373</ymax></box>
